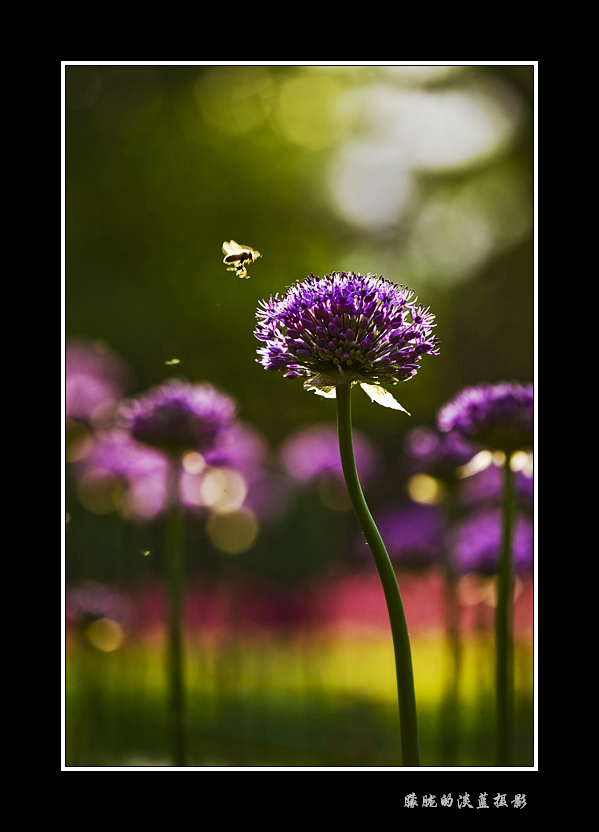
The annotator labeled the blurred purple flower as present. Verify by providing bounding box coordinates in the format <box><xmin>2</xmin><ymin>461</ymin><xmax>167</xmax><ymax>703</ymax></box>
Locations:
<box><xmin>206</xmin><ymin>421</ymin><xmax>268</xmax><ymax>471</ymax></box>
<box><xmin>72</xmin><ymin>384</ymin><xmax>286</xmax><ymax>524</ymax></box>
<box><xmin>438</xmin><ymin>381</ymin><xmax>534</xmax><ymax>454</ymax></box>
<box><xmin>120</xmin><ymin>378</ymin><xmax>236</xmax><ymax>458</ymax></box>
<box><xmin>255</xmin><ymin>271</ymin><xmax>439</xmax><ymax>410</ymax></box>
<box><xmin>459</xmin><ymin>462</ymin><xmax>534</xmax><ymax>508</ymax></box>
<box><xmin>71</xmin><ymin>428</ymin><xmax>169</xmax><ymax>520</ymax></box>
<box><xmin>404</xmin><ymin>425</ymin><xmax>476</xmax><ymax>480</ymax></box>
<box><xmin>66</xmin><ymin>580</ymin><xmax>132</xmax><ymax>627</ymax></box>
<box><xmin>182</xmin><ymin>420</ymin><xmax>293</xmax><ymax>524</ymax></box>
<box><xmin>65</xmin><ymin>340</ymin><xmax>131</xmax><ymax>426</ymax></box>
<box><xmin>279</xmin><ymin>422</ymin><xmax>379</xmax><ymax>487</ymax></box>
<box><xmin>357</xmin><ymin>503</ymin><xmax>443</xmax><ymax>570</ymax></box>
<box><xmin>448</xmin><ymin>508</ymin><xmax>534</xmax><ymax>576</ymax></box>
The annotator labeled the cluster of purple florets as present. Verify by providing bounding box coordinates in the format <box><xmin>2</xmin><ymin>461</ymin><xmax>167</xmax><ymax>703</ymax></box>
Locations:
<box><xmin>255</xmin><ymin>272</ymin><xmax>439</xmax><ymax>389</ymax></box>
<box><xmin>122</xmin><ymin>379</ymin><xmax>236</xmax><ymax>458</ymax></box>
<box><xmin>438</xmin><ymin>382</ymin><xmax>534</xmax><ymax>454</ymax></box>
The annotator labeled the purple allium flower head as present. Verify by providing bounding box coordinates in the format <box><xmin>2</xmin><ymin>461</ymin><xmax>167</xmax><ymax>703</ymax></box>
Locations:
<box><xmin>255</xmin><ymin>272</ymin><xmax>439</xmax><ymax>410</ymax></box>
<box><xmin>73</xmin><ymin>390</ymin><xmax>275</xmax><ymax>522</ymax></box>
<box><xmin>404</xmin><ymin>425</ymin><xmax>475</xmax><ymax>480</ymax></box>
<box><xmin>448</xmin><ymin>508</ymin><xmax>534</xmax><ymax>576</ymax></box>
<box><xmin>65</xmin><ymin>340</ymin><xmax>131</xmax><ymax>426</ymax></box>
<box><xmin>280</xmin><ymin>423</ymin><xmax>379</xmax><ymax>486</ymax></box>
<box><xmin>71</xmin><ymin>428</ymin><xmax>170</xmax><ymax>519</ymax></box>
<box><xmin>121</xmin><ymin>379</ymin><xmax>237</xmax><ymax>458</ymax></box>
<box><xmin>438</xmin><ymin>382</ymin><xmax>534</xmax><ymax>454</ymax></box>
<box><xmin>203</xmin><ymin>421</ymin><xmax>268</xmax><ymax>472</ymax></box>
<box><xmin>66</xmin><ymin>581</ymin><xmax>132</xmax><ymax>628</ymax></box>
<box><xmin>356</xmin><ymin>503</ymin><xmax>443</xmax><ymax>570</ymax></box>
<box><xmin>459</xmin><ymin>462</ymin><xmax>534</xmax><ymax>508</ymax></box>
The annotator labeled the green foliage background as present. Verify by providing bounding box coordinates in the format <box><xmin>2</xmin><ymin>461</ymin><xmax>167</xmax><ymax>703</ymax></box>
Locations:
<box><xmin>65</xmin><ymin>64</ymin><xmax>533</xmax><ymax>427</ymax></box>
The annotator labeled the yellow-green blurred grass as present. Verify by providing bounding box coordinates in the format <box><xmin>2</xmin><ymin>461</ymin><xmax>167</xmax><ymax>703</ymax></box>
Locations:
<box><xmin>65</xmin><ymin>631</ymin><xmax>533</xmax><ymax>706</ymax></box>
<box><xmin>65</xmin><ymin>628</ymin><xmax>533</xmax><ymax>767</ymax></box>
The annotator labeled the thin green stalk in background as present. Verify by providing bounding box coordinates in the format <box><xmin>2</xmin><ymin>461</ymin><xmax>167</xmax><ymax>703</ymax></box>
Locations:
<box><xmin>336</xmin><ymin>382</ymin><xmax>420</xmax><ymax>766</ymax></box>
<box><xmin>438</xmin><ymin>489</ymin><xmax>463</xmax><ymax>765</ymax></box>
<box><xmin>495</xmin><ymin>454</ymin><xmax>515</xmax><ymax>766</ymax></box>
<box><xmin>165</xmin><ymin>461</ymin><xmax>187</xmax><ymax>767</ymax></box>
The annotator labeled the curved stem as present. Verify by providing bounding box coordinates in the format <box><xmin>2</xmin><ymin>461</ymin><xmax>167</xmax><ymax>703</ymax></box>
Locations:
<box><xmin>165</xmin><ymin>460</ymin><xmax>187</xmax><ymax>766</ymax></box>
<box><xmin>335</xmin><ymin>383</ymin><xmax>420</xmax><ymax>766</ymax></box>
<box><xmin>495</xmin><ymin>454</ymin><xmax>515</xmax><ymax>766</ymax></box>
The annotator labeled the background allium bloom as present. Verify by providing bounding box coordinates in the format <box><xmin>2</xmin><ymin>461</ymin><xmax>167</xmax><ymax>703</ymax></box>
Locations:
<box><xmin>459</xmin><ymin>463</ymin><xmax>534</xmax><ymax>509</ymax></box>
<box><xmin>72</xmin><ymin>429</ymin><xmax>170</xmax><ymax>520</ymax></box>
<box><xmin>448</xmin><ymin>508</ymin><xmax>534</xmax><ymax>576</ymax></box>
<box><xmin>66</xmin><ymin>581</ymin><xmax>132</xmax><ymax>629</ymax></box>
<box><xmin>404</xmin><ymin>425</ymin><xmax>475</xmax><ymax>481</ymax></box>
<box><xmin>359</xmin><ymin>503</ymin><xmax>443</xmax><ymax>571</ymax></box>
<box><xmin>255</xmin><ymin>272</ymin><xmax>439</xmax><ymax>409</ymax></box>
<box><xmin>65</xmin><ymin>339</ymin><xmax>131</xmax><ymax>426</ymax></box>
<box><xmin>279</xmin><ymin>423</ymin><xmax>379</xmax><ymax>486</ymax></box>
<box><xmin>123</xmin><ymin>379</ymin><xmax>236</xmax><ymax>457</ymax></box>
<box><xmin>438</xmin><ymin>382</ymin><xmax>534</xmax><ymax>454</ymax></box>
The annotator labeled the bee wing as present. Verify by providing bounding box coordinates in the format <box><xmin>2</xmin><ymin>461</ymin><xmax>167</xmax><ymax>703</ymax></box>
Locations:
<box><xmin>222</xmin><ymin>240</ymin><xmax>243</xmax><ymax>255</ymax></box>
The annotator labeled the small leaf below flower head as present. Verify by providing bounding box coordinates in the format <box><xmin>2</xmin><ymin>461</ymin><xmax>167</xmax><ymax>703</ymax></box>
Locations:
<box><xmin>360</xmin><ymin>383</ymin><xmax>411</xmax><ymax>414</ymax></box>
<box><xmin>304</xmin><ymin>378</ymin><xmax>337</xmax><ymax>398</ymax></box>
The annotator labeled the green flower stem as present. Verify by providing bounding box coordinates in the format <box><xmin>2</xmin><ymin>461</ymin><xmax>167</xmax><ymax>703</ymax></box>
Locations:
<box><xmin>495</xmin><ymin>454</ymin><xmax>515</xmax><ymax>766</ymax></box>
<box><xmin>439</xmin><ymin>488</ymin><xmax>464</xmax><ymax>764</ymax></box>
<box><xmin>165</xmin><ymin>460</ymin><xmax>187</xmax><ymax>767</ymax></box>
<box><xmin>335</xmin><ymin>382</ymin><xmax>420</xmax><ymax>766</ymax></box>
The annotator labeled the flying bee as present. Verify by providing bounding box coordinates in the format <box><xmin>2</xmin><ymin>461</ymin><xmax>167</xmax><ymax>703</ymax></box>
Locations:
<box><xmin>222</xmin><ymin>240</ymin><xmax>261</xmax><ymax>279</ymax></box>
